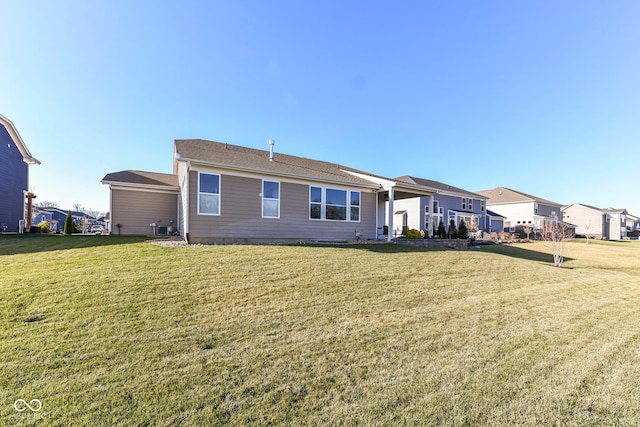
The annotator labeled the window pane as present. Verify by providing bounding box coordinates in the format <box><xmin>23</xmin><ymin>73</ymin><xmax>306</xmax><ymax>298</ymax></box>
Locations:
<box><xmin>310</xmin><ymin>186</ymin><xmax>322</xmax><ymax>203</ymax></box>
<box><xmin>326</xmin><ymin>205</ymin><xmax>346</xmax><ymax>220</ymax></box>
<box><xmin>263</xmin><ymin>181</ymin><xmax>279</xmax><ymax>199</ymax></box>
<box><xmin>326</xmin><ymin>189</ymin><xmax>346</xmax><ymax>206</ymax></box>
<box><xmin>350</xmin><ymin>206</ymin><xmax>360</xmax><ymax>221</ymax></box>
<box><xmin>263</xmin><ymin>199</ymin><xmax>279</xmax><ymax>217</ymax></box>
<box><xmin>199</xmin><ymin>194</ymin><xmax>219</xmax><ymax>214</ymax></box>
<box><xmin>310</xmin><ymin>203</ymin><xmax>321</xmax><ymax>219</ymax></box>
<box><xmin>200</xmin><ymin>173</ymin><xmax>219</xmax><ymax>194</ymax></box>
<box><xmin>350</xmin><ymin>191</ymin><xmax>360</xmax><ymax>206</ymax></box>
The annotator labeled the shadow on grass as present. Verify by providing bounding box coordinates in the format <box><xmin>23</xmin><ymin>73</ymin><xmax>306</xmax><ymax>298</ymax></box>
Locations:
<box><xmin>299</xmin><ymin>242</ymin><xmax>455</xmax><ymax>254</ymax></box>
<box><xmin>479</xmin><ymin>244</ymin><xmax>574</xmax><ymax>265</ymax></box>
<box><xmin>300</xmin><ymin>242</ymin><xmax>573</xmax><ymax>265</ymax></box>
<box><xmin>0</xmin><ymin>233</ymin><xmax>150</xmax><ymax>256</ymax></box>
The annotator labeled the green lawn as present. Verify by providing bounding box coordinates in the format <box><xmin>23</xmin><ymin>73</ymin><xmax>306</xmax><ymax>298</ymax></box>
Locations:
<box><xmin>2</xmin><ymin>235</ymin><xmax>640</xmax><ymax>425</ymax></box>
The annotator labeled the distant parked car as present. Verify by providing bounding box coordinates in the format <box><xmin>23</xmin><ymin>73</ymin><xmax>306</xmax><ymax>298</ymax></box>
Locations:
<box><xmin>90</xmin><ymin>225</ymin><xmax>103</xmax><ymax>234</ymax></box>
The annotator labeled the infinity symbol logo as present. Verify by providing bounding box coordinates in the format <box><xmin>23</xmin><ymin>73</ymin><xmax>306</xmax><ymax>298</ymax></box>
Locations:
<box><xmin>14</xmin><ymin>399</ymin><xmax>42</xmax><ymax>412</ymax></box>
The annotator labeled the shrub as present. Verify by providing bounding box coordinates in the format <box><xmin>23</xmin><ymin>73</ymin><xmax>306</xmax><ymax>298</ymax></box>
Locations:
<box><xmin>437</xmin><ymin>221</ymin><xmax>446</xmax><ymax>239</ymax></box>
<box><xmin>37</xmin><ymin>221</ymin><xmax>50</xmax><ymax>234</ymax></box>
<box><xmin>448</xmin><ymin>219</ymin><xmax>458</xmax><ymax>239</ymax></box>
<box><xmin>457</xmin><ymin>220</ymin><xmax>469</xmax><ymax>240</ymax></box>
<box><xmin>63</xmin><ymin>211</ymin><xmax>74</xmax><ymax>235</ymax></box>
<box><xmin>406</xmin><ymin>228</ymin><xmax>422</xmax><ymax>239</ymax></box>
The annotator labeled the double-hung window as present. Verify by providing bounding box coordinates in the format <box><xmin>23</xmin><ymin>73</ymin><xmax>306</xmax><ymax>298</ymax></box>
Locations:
<box><xmin>310</xmin><ymin>186</ymin><xmax>360</xmax><ymax>221</ymax></box>
<box><xmin>310</xmin><ymin>187</ymin><xmax>323</xmax><ymax>219</ymax></box>
<box><xmin>262</xmin><ymin>180</ymin><xmax>280</xmax><ymax>218</ymax></box>
<box><xmin>350</xmin><ymin>192</ymin><xmax>360</xmax><ymax>221</ymax></box>
<box><xmin>198</xmin><ymin>173</ymin><xmax>220</xmax><ymax>215</ymax></box>
<box><xmin>462</xmin><ymin>198</ymin><xmax>467</xmax><ymax>210</ymax></box>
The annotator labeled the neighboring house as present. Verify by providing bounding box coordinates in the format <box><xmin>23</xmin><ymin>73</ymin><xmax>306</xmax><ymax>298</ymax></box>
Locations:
<box><xmin>390</xmin><ymin>176</ymin><xmax>488</xmax><ymax>237</ymax></box>
<box><xmin>602</xmin><ymin>208</ymin><xmax>629</xmax><ymax>240</ymax></box>
<box><xmin>32</xmin><ymin>208</ymin><xmax>59</xmax><ymax>232</ymax></box>
<box><xmin>102</xmin><ymin>139</ymin><xmax>432</xmax><ymax>243</ymax></box>
<box><xmin>625</xmin><ymin>213</ymin><xmax>640</xmax><ymax>240</ymax></box>
<box><xmin>0</xmin><ymin>114</ymin><xmax>40</xmax><ymax>232</ymax></box>
<box><xmin>39</xmin><ymin>207</ymin><xmax>96</xmax><ymax>232</ymax></box>
<box><xmin>475</xmin><ymin>187</ymin><xmax>564</xmax><ymax>236</ymax></box>
<box><xmin>561</xmin><ymin>203</ymin><xmax>607</xmax><ymax>239</ymax></box>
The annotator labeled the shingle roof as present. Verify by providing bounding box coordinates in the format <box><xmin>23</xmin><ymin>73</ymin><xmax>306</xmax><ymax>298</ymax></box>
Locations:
<box><xmin>602</xmin><ymin>207</ymin><xmax>629</xmax><ymax>214</ymax></box>
<box><xmin>395</xmin><ymin>175</ymin><xmax>487</xmax><ymax>199</ymax></box>
<box><xmin>475</xmin><ymin>187</ymin><xmax>562</xmax><ymax>207</ymax></box>
<box><xmin>174</xmin><ymin>139</ymin><xmax>380</xmax><ymax>188</ymax></box>
<box><xmin>486</xmin><ymin>209</ymin><xmax>506</xmax><ymax>218</ymax></box>
<box><xmin>101</xmin><ymin>170</ymin><xmax>178</xmax><ymax>188</ymax></box>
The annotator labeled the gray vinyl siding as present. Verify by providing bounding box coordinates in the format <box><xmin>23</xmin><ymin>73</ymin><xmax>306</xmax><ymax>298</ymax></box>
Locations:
<box><xmin>188</xmin><ymin>171</ymin><xmax>376</xmax><ymax>243</ymax></box>
<box><xmin>111</xmin><ymin>189</ymin><xmax>178</xmax><ymax>235</ymax></box>
<box><xmin>536</xmin><ymin>203</ymin><xmax>561</xmax><ymax>219</ymax></box>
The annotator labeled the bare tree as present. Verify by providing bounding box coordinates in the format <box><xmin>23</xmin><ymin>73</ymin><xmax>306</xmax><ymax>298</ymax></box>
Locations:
<box><xmin>583</xmin><ymin>220</ymin><xmax>593</xmax><ymax>243</ymax></box>
<box><xmin>35</xmin><ymin>200</ymin><xmax>59</xmax><ymax>208</ymax></box>
<box><xmin>523</xmin><ymin>225</ymin><xmax>534</xmax><ymax>240</ymax></box>
<box><xmin>540</xmin><ymin>222</ymin><xmax>572</xmax><ymax>267</ymax></box>
<box><xmin>82</xmin><ymin>207</ymin><xmax>101</xmax><ymax>219</ymax></box>
<box><xmin>72</xmin><ymin>203</ymin><xmax>84</xmax><ymax>213</ymax></box>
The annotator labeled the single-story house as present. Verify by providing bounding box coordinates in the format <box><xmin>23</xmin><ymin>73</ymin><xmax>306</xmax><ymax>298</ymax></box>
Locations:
<box><xmin>0</xmin><ymin>113</ymin><xmax>40</xmax><ymax>232</ymax></box>
<box><xmin>102</xmin><ymin>139</ymin><xmax>432</xmax><ymax>243</ymax></box>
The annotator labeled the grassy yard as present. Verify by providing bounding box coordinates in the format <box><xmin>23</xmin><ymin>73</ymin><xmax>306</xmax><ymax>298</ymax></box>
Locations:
<box><xmin>2</xmin><ymin>235</ymin><xmax>640</xmax><ymax>425</ymax></box>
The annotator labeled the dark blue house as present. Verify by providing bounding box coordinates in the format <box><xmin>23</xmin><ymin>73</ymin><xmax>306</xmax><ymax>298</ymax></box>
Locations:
<box><xmin>0</xmin><ymin>114</ymin><xmax>40</xmax><ymax>232</ymax></box>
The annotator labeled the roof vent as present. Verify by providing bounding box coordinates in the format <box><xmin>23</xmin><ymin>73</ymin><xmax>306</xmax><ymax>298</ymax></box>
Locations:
<box><xmin>269</xmin><ymin>139</ymin><xmax>275</xmax><ymax>162</ymax></box>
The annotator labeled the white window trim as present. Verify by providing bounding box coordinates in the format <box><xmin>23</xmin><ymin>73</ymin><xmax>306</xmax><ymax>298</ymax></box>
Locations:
<box><xmin>197</xmin><ymin>172</ymin><xmax>221</xmax><ymax>216</ymax></box>
<box><xmin>350</xmin><ymin>191</ymin><xmax>361</xmax><ymax>222</ymax></box>
<box><xmin>262</xmin><ymin>180</ymin><xmax>280</xmax><ymax>219</ymax></box>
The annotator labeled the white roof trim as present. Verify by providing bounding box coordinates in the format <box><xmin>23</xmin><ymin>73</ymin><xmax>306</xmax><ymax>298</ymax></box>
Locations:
<box><xmin>0</xmin><ymin>114</ymin><xmax>40</xmax><ymax>165</ymax></box>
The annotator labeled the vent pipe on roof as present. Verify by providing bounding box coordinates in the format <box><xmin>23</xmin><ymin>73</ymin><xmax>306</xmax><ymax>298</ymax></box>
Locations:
<box><xmin>269</xmin><ymin>139</ymin><xmax>275</xmax><ymax>162</ymax></box>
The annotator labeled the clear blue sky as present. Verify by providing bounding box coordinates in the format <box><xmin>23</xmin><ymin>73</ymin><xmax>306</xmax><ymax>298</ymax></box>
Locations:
<box><xmin>2</xmin><ymin>1</ymin><xmax>639</xmax><ymax>215</ymax></box>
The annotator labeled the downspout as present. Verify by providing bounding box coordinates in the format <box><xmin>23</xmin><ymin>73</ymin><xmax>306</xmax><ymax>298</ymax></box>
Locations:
<box><xmin>428</xmin><ymin>193</ymin><xmax>435</xmax><ymax>238</ymax></box>
<box><xmin>387</xmin><ymin>186</ymin><xmax>394</xmax><ymax>242</ymax></box>
<box><xmin>184</xmin><ymin>160</ymin><xmax>191</xmax><ymax>243</ymax></box>
<box><xmin>109</xmin><ymin>184</ymin><xmax>113</xmax><ymax>234</ymax></box>
<box><xmin>375</xmin><ymin>190</ymin><xmax>379</xmax><ymax>240</ymax></box>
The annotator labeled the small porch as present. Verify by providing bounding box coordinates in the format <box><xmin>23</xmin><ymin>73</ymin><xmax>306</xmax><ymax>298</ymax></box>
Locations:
<box><xmin>376</xmin><ymin>183</ymin><xmax>435</xmax><ymax>242</ymax></box>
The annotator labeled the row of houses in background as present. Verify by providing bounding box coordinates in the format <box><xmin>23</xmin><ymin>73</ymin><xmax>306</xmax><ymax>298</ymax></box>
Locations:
<box><xmin>101</xmin><ymin>138</ymin><xmax>639</xmax><ymax>243</ymax></box>
<box><xmin>31</xmin><ymin>207</ymin><xmax>109</xmax><ymax>233</ymax></box>
<box><xmin>1</xmin><ymin>112</ymin><xmax>636</xmax><ymax>241</ymax></box>
<box><xmin>0</xmin><ymin>113</ymin><xmax>111</xmax><ymax>234</ymax></box>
